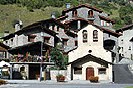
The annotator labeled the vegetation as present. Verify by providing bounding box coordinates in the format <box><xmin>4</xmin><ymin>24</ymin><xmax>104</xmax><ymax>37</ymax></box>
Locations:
<box><xmin>0</xmin><ymin>0</ymin><xmax>79</xmax><ymax>9</ymax></box>
<box><xmin>0</xmin><ymin>0</ymin><xmax>132</xmax><ymax>35</ymax></box>
<box><xmin>126</xmin><ymin>87</ymin><xmax>133</xmax><ymax>88</ymax></box>
<box><xmin>94</xmin><ymin>0</ymin><xmax>133</xmax><ymax>29</ymax></box>
<box><xmin>50</xmin><ymin>47</ymin><xmax>67</xmax><ymax>70</ymax></box>
<box><xmin>56</xmin><ymin>74</ymin><xmax>65</xmax><ymax>82</ymax></box>
<box><xmin>0</xmin><ymin>80</ymin><xmax>7</xmax><ymax>85</ymax></box>
<box><xmin>0</xmin><ymin>4</ymin><xmax>64</xmax><ymax>35</ymax></box>
<box><xmin>89</xmin><ymin>76</ymin><xmax>99</xmax><ymax>83</ymax></box>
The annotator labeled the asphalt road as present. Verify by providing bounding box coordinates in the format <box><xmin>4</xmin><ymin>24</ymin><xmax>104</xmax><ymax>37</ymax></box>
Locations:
<box><xmin>0</xmin><ymin>83</ymin><xmax>133</xmax><ymax>88</ymax></box>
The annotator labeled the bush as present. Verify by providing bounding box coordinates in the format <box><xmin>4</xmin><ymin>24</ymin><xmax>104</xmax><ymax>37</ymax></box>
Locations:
<box><xmin>56</xmin><ymin>74</ymin><xmax>65</xmax><ymax>82</ymax></box>
<box><xmin>0</xmin><ymin>80</ymin><xmax>7</xmax><ymax>85</ymax></box>
<box><xmin>89</xmin><ymin>76</ymin><xmax>99</xmax><ymax>83</ymax></box>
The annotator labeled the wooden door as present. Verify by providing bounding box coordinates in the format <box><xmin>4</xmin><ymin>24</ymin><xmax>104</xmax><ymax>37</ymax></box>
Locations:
<box><xmin>86</xmin><ymin>67</ymin><xmax>94</xmax><ymax>80</ymax></box>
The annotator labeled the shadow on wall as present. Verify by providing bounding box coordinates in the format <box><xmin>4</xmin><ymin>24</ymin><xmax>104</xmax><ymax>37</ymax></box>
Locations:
<box><xmin>12</xmin><ymin>71</ymin><xmax>22</xmax><ymax>79</ymax></box>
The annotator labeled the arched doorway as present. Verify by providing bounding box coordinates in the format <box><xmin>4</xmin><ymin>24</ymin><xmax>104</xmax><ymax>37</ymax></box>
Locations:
<box><xmin>86</xmin><ymin>67</ymin><xmax>94</xmax><ymax>80</ymax></box>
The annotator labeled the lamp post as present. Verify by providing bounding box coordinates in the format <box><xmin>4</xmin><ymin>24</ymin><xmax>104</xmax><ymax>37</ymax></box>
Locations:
<box><xmin>40</xmin><ymin>32</ymin><xmax>43</xmax><ymax>81</ymax></box>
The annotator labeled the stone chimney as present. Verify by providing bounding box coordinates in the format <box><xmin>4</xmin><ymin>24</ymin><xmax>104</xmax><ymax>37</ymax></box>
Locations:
<box><xmin>51</xmin><ymin>12</ymin><xmax>56</xmax><ymax>18</ymax></box>
<box><xmin>15</xmin><ymin>20</ymin><xmax>23</xmax><ymax>32</ymax></box>
<box><xmin>15</xmin><ymin>24</ymin><xmax>21</xmax><ymax>32</ymax></box>
<box><xmin>66</xmin><ymin>3</ymin><xmax>71</xmax><ymax>9</ymax></box>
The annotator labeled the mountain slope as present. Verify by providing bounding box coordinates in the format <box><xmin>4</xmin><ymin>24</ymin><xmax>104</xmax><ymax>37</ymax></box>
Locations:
<box><xmin>0</xmin><ymin>4</ymin><xmax>64</xmax><ymax>36</ymax></box>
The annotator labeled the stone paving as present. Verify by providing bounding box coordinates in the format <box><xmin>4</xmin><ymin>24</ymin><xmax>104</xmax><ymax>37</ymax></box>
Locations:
<box><xmin>0</xmin><ymin>80</ymin><xmax>133</xmax><ymax>88</ymax></box>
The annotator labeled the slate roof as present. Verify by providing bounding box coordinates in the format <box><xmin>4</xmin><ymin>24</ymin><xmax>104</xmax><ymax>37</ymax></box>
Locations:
<box><xmin>62</xmin><ymin>4</ymin><xmax>103</xmax><ymax>15</ymax></box>
<box><xmin>99</xmin><ymin>15</ymin><xmax>115</xmax><ymax>24</ymax></box>
<box><xmin>116</xmin><ymin>24</ymin><xmax>133</xmax><ymax>33</ymax></box>
<box><xmin>68</xmin><ymin>54</ymin><xmax>113</xmax><ymax>65</ymax></box>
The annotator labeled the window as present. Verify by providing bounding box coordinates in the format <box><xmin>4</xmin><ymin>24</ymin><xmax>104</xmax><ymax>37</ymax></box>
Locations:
<box><xmin>74</xmin><ymin>67</ymin><xmax>82</xmax><ymax>74</ymax></box>
<box><xmin>129</xmin><ymin>46</ymin><xmax>131</xmax><ymax>50</ymax></box>
<box><xmin>57</xmin><ymin>26</ymin><xmax>60</xmax><ymax>31</ymax></box>
<box><xmin>93</xmin><ymin>30</ymin><xmax>98</xmax><ymax>42</ymax></box>
<box><xmin>106</xmin><ymin>22</ymin><xmax>110</xmax><ymax>26</ymax></box>
<box><xmin>62</xmin><ymin>38</ymin><xmax>68</xmax><ymax>46</ymax></box>
<box><xmin>5</xmin><ymin>41</ymin><xmax>8</xmax><ymax>45</ymax></box>
<box><xmin>88</xmin><ymin>10</ymin><xmax>93</xmax><ymax>18</ymax></box>
<box><xmin>108</xmin><ymin>34</ymin><xmax>110</xmax><ymax>37</ymax></box>
<box><xmin>52</xmin><ymin>25</ymin><xmax>55</xmax><ymax>30</ymax></box>
<box><xmin>82</xmin><ymin>30</ymin><xmax>88</xmax><ymax>43</ymax></box>
<box><xmin>72</xmin><ymin>10</ymin><xmax>77</xmax><ymax>17</ymax></box>
<box><xmin>44</xmin><ymin>37</ymin><xmax>50</xmax><ymax>43</ymax></box>
<box><xmin>28</xmin><ymin>35</ymin><xmax>36</xmax><ymax>42</ymax></box>
<box><xmin>11</xmin><ymin>39</ymin><xmax>13</xmax><ymax>45</ymax></box>
<box><xmin>75</xmin><ymin>40</ymin><xmax>78</xmax><ymax>46</ymax></box>
<box><xmin>101</xmin><ymin>20</ymin><xmax>107</xmax><ymax>26</ymax></box>
<box><xmin>98</xmin><ymin>68</ymin><xmax>106</xmax><ymax>74</ymax></box>
<box><xmin>121</xmin><ymin>47</ymin><xmax>123</xmax><ymax>52</ymax></box>
<box><xmin>121</xmin><ymin>39</ymin><xmax>123</xmax><ymax>44</ymax></box>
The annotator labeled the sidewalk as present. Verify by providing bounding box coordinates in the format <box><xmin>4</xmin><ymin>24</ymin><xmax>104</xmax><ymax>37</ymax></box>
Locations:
<box><xmin>5</xmin><ymin>80</ymin><xmax>111</xmax><ymax>84</ymax></box>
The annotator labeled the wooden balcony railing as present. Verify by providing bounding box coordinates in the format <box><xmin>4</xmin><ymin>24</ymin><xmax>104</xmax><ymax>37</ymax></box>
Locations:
<box><xmin>10</xmin><ymin>55</ymin><xmax>50</xmax><ymax>62</ymax></box>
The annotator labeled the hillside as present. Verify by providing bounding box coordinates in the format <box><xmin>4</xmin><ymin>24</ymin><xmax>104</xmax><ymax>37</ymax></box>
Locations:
<box><xmin>0</xmin><ymin>4</ymin><xmax>64</xmax><ymax>36</ymax></box>
<box><xmin>0</xmin><ymin>0</ymin><xmax>133</xmax><ymax>37</ymax></box>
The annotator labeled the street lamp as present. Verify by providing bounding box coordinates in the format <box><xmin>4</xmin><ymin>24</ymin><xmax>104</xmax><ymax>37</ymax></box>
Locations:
<box><xmin>40</xmin><ymin>32</ymin><xmax>43</xmax><ymax>81</ymax></box>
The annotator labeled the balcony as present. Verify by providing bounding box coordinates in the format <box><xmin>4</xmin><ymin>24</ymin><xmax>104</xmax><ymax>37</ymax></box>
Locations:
<box><xmin>10</xmin><ymin>55</ymin><xmax>51</xmax><ymax>63</ymax></box>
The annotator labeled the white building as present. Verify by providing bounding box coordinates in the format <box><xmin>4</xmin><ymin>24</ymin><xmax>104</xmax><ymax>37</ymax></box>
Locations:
<box><xmin>67</xmin><ymin>24</ymin><xmax>120</xmax><ymax>82</ymax></box>
<box><xmin>116</xmin><ymin>24</ymin><xmax>133</xmax><ymax>60</ymax></box>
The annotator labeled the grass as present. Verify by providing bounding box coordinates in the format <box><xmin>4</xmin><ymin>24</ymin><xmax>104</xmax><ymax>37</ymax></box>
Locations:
<box><xmin>0</xmin><ymin>3</ymin><xmax>132</xmax><ymax>37</ymax></box>
<box><xmin>126</xmin><ymin>87</ymin><xmax>133</xmax><ymax>88</ymax></box>
<box><xmin>0</xmin><ymin>4</ymin><xmax>64</xmax><ymax>36</ymax></box>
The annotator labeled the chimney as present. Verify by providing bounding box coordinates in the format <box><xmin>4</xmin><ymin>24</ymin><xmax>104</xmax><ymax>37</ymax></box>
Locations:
<box><xmin>66</xmin><ymin>3</ymin><xmax>71</xmax><ymax>9</ymax></box>
<box><xmin>4</xmin><ymin>30</ymin><xmax>9</xmax><ymax>36</ymax></box>
<box><xmin>19</xmin><ymin>20</ymin><xmax>23</xmax><ymax>28</ymax></box>
<box><xmin>51</xmin><ymin>12</ymin><xmax>56</xmax><ymax>18</ymax></box>
<box><xmin>15</xmin><ymin>24</ymin><xmax>21</xmax><ymax>32</ymax></box>
<box><xmin>14</xmin><ymin>19</ymin><xmax>23</xmax><ymax>32</ymax></box>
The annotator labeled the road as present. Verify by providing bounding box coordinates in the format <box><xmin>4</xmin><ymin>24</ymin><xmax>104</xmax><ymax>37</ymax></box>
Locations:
<box><xmin>0</xmin><ymin>83</ymin><xmax>133</xmax><ymax>88</ymax></box>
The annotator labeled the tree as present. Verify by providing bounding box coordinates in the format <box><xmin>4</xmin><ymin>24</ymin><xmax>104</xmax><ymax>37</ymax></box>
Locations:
<box><xmin>50</xmin><ymin>47</ymin><xmax>66</xmax><ymax>70</ymax></box>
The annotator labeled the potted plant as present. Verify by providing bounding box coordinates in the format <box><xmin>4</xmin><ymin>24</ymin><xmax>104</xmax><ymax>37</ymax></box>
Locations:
<box><xmin>89</xmin><ymin>76</ymin><xmax>99</xmax><ymax>83</ymax></box>
<box><xmin>56</xmin><ymin>74</ymin><xmax>65</xmax><ymax>82</ymax></box>
<box><xmin>0</xmin><ymin>80</ymin><xmax>7</xmax><ymax>85</ymax></box>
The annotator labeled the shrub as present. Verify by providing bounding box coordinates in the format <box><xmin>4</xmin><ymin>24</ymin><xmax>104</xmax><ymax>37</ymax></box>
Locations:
<box><xmin>0</xmin><ymin>80</ymin><xmax>7</xmax><ymax>85</ymax></box>
<box><xmin>56</xmin><ymin>74</ymin><xmax>65</xmax><ymax>82</ymax></box>
<box><xmin>89</xmin><ymin>76</ymin><xmax>99</xmax><ymax>83</ymax></box>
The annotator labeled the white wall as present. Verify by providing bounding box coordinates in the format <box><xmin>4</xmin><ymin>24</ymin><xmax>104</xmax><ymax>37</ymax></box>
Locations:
<box><xmin>50</xmin><ymin>70</ymin><xmax>68</xmax><ymax>81</ymax></box>
<box><xmin>69</xmin><ymin>25</ymin><xmax>111</xmax><ymax>63</ymax></box>
<box><xmin>118</xmin><ymin>29</ymin><xmax>133</xmax><ymax>59</ymax></box>
<box><xmin>68</xmin><ymin>24</ymin><xmax>112</xmax><ymax>81</ymax></box>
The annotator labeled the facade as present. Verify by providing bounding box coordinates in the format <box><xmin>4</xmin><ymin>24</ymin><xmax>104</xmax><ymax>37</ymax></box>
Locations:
<box><xmin>59</xmin><ymin>4</ymin><xmax>119</xmax><ymax>63</ymax></box>
<box><xmin>116</xmin><ymin>24</ymin><xmax>133</xmax><ymax>60</ymax></box>
<box><xmin>67</xmin><ymin>24</ymin><xmax>119</xmax><ymax>82</ymax></box>
<box><xmin>0</xmin><ymin>18</ymin><xmax>77</xmax><ymax>79</ymax></box>
<box><xmin>58</xmin><ymin>4</ymin><xmax>120</xmax><ymax>82</ymax></box>
<box><xmin>0</xmin><ymin>42</ymin><xmax>10</xmax><ymax>60</ymax></box>
<box><xmin>0</xmin><ymin>4</ymin><xmax>122</xmax><ymax>81</ymax></box>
